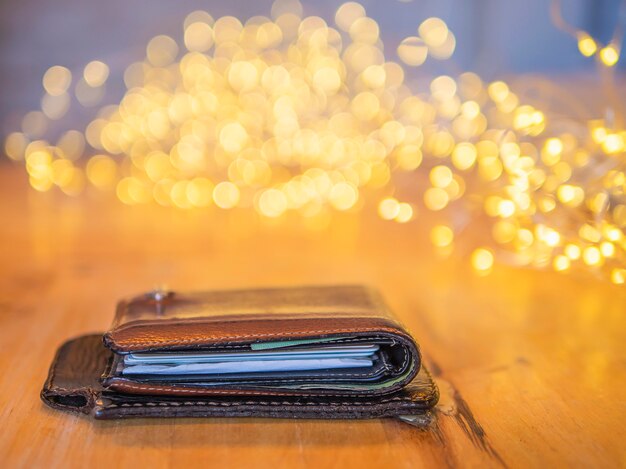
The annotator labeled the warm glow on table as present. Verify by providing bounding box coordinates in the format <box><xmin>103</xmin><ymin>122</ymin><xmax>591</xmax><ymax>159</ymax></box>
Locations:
<box><xmin>0</xmin><ymin>166</ymin><xmax>624</xmax><ymax>467</ymax></box>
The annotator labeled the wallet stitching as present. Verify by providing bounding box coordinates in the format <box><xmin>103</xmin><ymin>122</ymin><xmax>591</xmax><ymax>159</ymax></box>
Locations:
<box><xmin>103</xmin><ymin>395</ymin><xmax>422</xmax><ymax>409</ymax></box>
<box><xmin>45</xmin><ymin>347</ymin><xmax>92</xmax><ymax>398</ymax></box>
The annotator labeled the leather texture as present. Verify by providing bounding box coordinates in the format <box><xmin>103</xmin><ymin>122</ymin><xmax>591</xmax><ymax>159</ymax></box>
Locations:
<box><xmin>41</xmin><ymin>334</ymin><xmax>111</xmax><ymax>414</ymax></box>
<box><xmin>41</xmin><ymin>334</ymin><xmax>439</xmax><ymax>421</ymax></box>
<box><xmin>102</xmin><ymin>286</ymin><xmax>422</xmax><ymax>398</ymax></box>
<box><xmin>104</xmin><ymin>285</ymin><xmax>412</xmax><ymax>353</ymax></box>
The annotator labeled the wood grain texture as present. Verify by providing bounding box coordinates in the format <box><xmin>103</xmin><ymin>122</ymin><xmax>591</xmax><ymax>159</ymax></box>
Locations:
<box><xmin>0</xmin><ymin>166</ymin><xmax>624</xmax><ymax>468</ymax></box>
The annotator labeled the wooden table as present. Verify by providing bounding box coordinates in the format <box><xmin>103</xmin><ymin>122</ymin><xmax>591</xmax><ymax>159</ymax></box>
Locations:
<box><xmin>0</xmin><ymin>165</ymin><xmax>624</xmax><ymax>468</ymax></box>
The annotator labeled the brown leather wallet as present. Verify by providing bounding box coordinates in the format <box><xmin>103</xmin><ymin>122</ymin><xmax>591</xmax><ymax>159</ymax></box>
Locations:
<box><xmin>41</xmin><ymin>285</ymin><xmax>438</xmax><ymax>423</ymax></box>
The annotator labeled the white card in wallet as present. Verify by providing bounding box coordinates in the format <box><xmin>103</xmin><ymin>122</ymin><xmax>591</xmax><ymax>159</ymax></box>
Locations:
<box><xmin>121</xmin><ymin>345</ymin><xmax>380</xmax><ymax>375</ymax></box>
<box><xmin>122</xmin><ymin>358</ymin><xmax>375</xmax><ymax>375</ymax></box>
<box><xmin>124</xmin><ymin>345</ymin><xmax>379</xmax><ymax>364</ymax></box>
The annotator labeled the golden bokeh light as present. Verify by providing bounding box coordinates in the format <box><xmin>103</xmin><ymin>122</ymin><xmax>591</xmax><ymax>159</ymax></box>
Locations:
<box><xmin>213</xmin><ymin>181</ymin><xmax>240</xmax><ymax>209</ymax></box>
<box><xmin>418</xmin><ymin>18</ymin><xmax>449</xmax><ymax>47</ymax></box>
<box><xmin>146</xmin><ymin>35</ymin><xmax>179</xmax><ymax>67</ymax></box>
<box><xmin>576</xmin><ymin>32</ymin><xmax>597</xmax><ymax>57</ymax></box>
<box><xmin>83</xmin><ymin>61</ymin><xmax>110</xmax><ymax>87</ymax></box>
<box><xmin>86</xmin><ymin>155</ymin><xmax>118</xmax><ymax>189</ymax></box>
<box><xmin>612</xmin><ymin>268</ymin><xmax>625</xmax><ymax>284</ymax></box>
<box><xmin>41</xmin><ymin>92</ymin><xmax>70</xmax><ymax>120</ymax></box>
<box><xmin>431</xmin><ymin>225</ymin><xmax>454</xmax><ymax>247</ymax></box>
<box><xmin>553</xmin><ymin>255</ymin><xmax>571</xmax><ymax>271</ymax></box>
<box><xmin>335</xmin><ymin>2</ymin><xmax>365</xmax><ymax>32</ymax></box>
<box><xmin>429</xmin><ymin>165</ymin><xmax>453</xmax><ymax>188</ymax></box>
<box><xmin>378</xmin><ymin>197</ymin><xmax>399</xmax><ymax>220</ymax></box>
<box><xmin>258</xmin><ymin>188</ymin><xmax>288</xmax><ymax>217</ymax></box>
<box><xmin>471</xmin><ymin>248</ymin><xmax>494</xmax><ymax>275</ymax></box>
<box><xmin>397</xmin><ymin>37</ymin><xmax>428</xmax><ymax>66</ymax></box>
<box><xmin>4</xmin><ymin>132</ymin><xmax>28</xmax><ymax>161</ymax></box>
<box><xmin>599</xmin><ymin>44</ymin><xmax>619</xmax><ymax>67</ymax></box>
<box><xmin>395</xmin><ymin>203</ymin><xmax>413</xmax><ymax>223</ymax></box>
<box><xmin>184</xmin><ymin>22</ymin><xmax>214</xmax><ymax>52</ymax></box>
<box><xmin>42</xmin><ymin>65</ymin><xmax>72</xmax><ymax>96</ymax></box>
<box><xmin>424</xmin><ymin>187</ymin><xmax>449</xmax><ymax>211</ymax></box>
<box><xmin>583</xmin><ymin>246</ymin><xmax>602</xmax><ymax>266</ymax></box>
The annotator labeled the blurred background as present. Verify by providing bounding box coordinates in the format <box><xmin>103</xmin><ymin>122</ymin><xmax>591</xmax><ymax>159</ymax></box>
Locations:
<box><xmin>1</xmin><ymin>0</ymin><xmax>625</xmax><ymax>125</ymax></box>
<box><xmin>0</xmin><ymin>0</ymin><xmax>625</xmax><ymax>284</ymax></box>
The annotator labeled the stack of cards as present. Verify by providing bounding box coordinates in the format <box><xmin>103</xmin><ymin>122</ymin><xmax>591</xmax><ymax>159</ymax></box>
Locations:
<box><xmin>121</xmin><ymin>345</ymin><xmax>380</xmax><ymax>376</ymax></box>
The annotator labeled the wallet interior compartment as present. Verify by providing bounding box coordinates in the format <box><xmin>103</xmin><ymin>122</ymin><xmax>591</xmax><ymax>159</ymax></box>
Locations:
<box><xmin>114</xmin><ymin>357</ymin><xmax>391</xmax><ymax>384</ymax></box>
<box><xmin>102</xmin><ymin>339</ymin><xmax>413</xmax><ymax>389</ymax></box>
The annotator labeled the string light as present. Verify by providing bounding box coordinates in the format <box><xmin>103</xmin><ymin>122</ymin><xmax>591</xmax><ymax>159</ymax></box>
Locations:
<box><xmin>576</xmin><ymin>32</ymin><xmax>597</xmax><ymax>57</ymax></box>
<box><xmin>472</xmin><ymin>248</ymin><xmax>494</xmax><ymax>275</ymax></box>
<box><xmin>3</xmin><ymin>0</ymin><xmax>625</xmax><ymax>285</ymax></box>
<box><xmin>599</xmin><ymin>45</ymin><xmax>620</xmax><ymax>67</ymax></box>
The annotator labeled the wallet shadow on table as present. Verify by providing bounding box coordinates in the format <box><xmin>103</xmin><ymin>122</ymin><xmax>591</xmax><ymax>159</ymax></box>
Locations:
<box><xmin>89</xmin><ymin>415</ymin><xmax>398</xmax><ymax>448</ymax></box>
<box><xmin>40</xmin><ymin>403</ymin><xmax>393</xmax><ymax>448</ymax></box>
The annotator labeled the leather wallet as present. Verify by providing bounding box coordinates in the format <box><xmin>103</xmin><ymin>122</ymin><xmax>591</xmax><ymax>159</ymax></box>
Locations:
<box><xmin>41</xmin><ymin>285</ymin><xmax>439</xmax><ymax>423</ymax></box>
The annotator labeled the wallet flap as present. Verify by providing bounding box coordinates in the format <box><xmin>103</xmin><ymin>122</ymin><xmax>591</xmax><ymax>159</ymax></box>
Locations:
<box><xmin>103</xmin><ymin>285</ymin><xmax>413</xmax><ymax>353</ymax></box>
